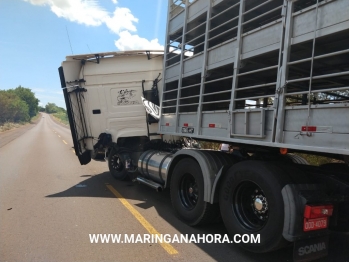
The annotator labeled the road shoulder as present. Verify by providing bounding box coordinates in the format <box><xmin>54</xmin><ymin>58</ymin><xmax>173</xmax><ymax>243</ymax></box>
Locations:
<box><xmin>49</xmin><ymin>114</ymin><xmax>70</xmax><ymax>130</ymax></box>
<box><xmin>0</xmin><ymin>118</ymin><xmax>41</xmax><ymax>148</ymax></box>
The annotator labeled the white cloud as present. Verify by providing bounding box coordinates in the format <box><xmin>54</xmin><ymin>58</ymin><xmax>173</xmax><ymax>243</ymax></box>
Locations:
<box><xmin>23</xmin><ymin>0</ymin><xmax>136</xmax><ymax>31</ymax></box>
<box><xmin>24</xmin><ymin>0</ymin><xmax>108</xmax><ymax>26</ymax></box>
<box><xmin>24</xmin><ymin>0</ymin><xmax>48</xmax><ymax>5</ymax></box>
<box><xmin>114</xmin><ymin>31</ymin><xmax>163</xmax><ymax>51</ymax></box>
<box><xmin>105</xmin><ymin>7</ymin><xmax>138</xmax><ymax>34</ymax></box>
<box><xmin>24</xmin><ymin>0</ymin><xmax>163</xmax><ymax>51</ymax></box>
<box><xmin>50</xmin><ymin>1</ymin><xmax>107</xmax><ymax>26</ymax></box>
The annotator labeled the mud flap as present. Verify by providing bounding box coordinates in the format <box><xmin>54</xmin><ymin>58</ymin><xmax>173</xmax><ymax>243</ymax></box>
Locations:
<box><xmin>293</xmin><ymin>235</ymin><xmax>329</xmax><ymax>262</ymax></box>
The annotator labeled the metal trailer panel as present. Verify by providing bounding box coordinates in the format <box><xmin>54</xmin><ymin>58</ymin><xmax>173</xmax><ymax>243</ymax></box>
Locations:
<box><xmin>188</xmin><ymin>0</ymin><xmax>208</xmax><ymax>21</ymax></box>
<box><xmin>161</xmin><ymin>0</ymin><xmax>349</xmax><ymax>156</ymax></box>
<box><xmin>169</xmin><ymin>8</ymin><xmax>185</xmax><ymax>34</ymax></box>
<box><xmin>292</xmin><ymin>0</ymin><xmax>349</xmax><ymax>39</ymax></box>
<box><xmin>165</xmin><ymin>63</ymin><xmax>180</xmax><ymax>82</ymax></box>
<box><xmin>241</xmin><ymin>21</ymin><xmax>282</xmax><ymax>56</ymax></box>
<box><xmin>207</xmin><ymin>40</ymin><xmax>236</xmax><ymax>70</ymax></box>
<box><xmin>183</xmin><ymin>53</ymin><xmax>204</xmax><ymax>77</ymax></box>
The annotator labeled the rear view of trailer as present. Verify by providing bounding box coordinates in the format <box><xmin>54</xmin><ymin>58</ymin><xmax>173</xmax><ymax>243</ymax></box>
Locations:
<box><xmin>161</xmin><ymin>0</ymin><xmax>349</xmax><ymax>157</ymax></box>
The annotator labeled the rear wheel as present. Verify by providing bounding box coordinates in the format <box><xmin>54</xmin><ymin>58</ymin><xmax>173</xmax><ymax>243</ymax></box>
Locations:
<box><xmin>170</xmin><ymin>158</ymin><xmax>219</xmax><ymax>226</ymax></box>
<box><xmin>108</xmin><ymin>148</ymin><xmax>129</xmax><ymax>180</ymax></box>
<box><xmin>219</xmin><ymin>161</ymin><xmax>291</xmax><ymax>253</ymax></box>
<box><xmin>284</xmin><ymin>154</ymin><xmax>309</xmax><ymax>165</ymax></box>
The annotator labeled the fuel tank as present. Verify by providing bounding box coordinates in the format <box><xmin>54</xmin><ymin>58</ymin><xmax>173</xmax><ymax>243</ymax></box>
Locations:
<box><xmin>138</xmin><ymin>150</ymin><xmax>173</xmax><ymax>184</ymax></box>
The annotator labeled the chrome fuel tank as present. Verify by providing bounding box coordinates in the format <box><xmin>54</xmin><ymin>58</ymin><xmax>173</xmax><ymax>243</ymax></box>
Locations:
<box><xmin>138</xmin><ymin>150</ymin><xmax>173</xmax><ymax>184</ymax></box>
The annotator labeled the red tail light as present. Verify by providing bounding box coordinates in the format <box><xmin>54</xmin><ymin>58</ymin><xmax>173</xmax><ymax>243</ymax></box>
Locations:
<box><xmin>303</xmin><ymin>205</ymin><xmax>333</xmax><ymax>232</ymax></box>
<box><xmin>304</xmin><ymin>205</ymin><xmax>333</xmax><ymax>219</ymax></box>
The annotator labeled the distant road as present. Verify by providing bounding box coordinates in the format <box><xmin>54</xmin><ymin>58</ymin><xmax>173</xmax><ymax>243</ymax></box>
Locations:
<box><xmin>0</xmin><ymin>113</ymin><xmax>348</xmax><ymax>261</ymax></box>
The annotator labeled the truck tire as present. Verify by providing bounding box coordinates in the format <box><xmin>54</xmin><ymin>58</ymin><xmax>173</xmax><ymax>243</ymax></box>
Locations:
<box><xmin>285</xmin><ymin>154</ymin><xmax>309</xmax><ymax>165</ymax></box>
<box><xmin>170</xmin><ymin>158</ymin><xmax>219</xmax><ymax>226</ymax></box>
<box><xmin>108</xmin><ymin>148</ymin><xmax>129</xmax><ymax>180</ymax></box>
<box><xmin>219</xmin><ymin>161</ymin><xmax>291</xmax><ymax>253</ymax></box>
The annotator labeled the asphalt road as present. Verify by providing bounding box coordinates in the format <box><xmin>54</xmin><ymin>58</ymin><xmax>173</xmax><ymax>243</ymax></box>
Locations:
<box><xmin>1</xmin><ymin>114</ymin><xmax>348</xmax><ymax>262</ymax></box>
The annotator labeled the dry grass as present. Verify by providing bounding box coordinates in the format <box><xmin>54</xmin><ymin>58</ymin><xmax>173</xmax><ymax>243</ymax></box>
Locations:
<box><xmin>52</xmin><ymin>112</ymin><xmax>69</xmax><ymax>125</ymax></box>
<box><xmin>30</xmin><ymin>113</ymin><xmax>41</xmax><ymax>123</ymax></box>
<box><xmin>0</xmin><ymin>121</ymin><xmax>26</xmax><ymax>132</ymax></box>
<box><xmin>0</xmin><ymin>113</ymin><xmax>41</xmax><ymax>132</ymax></box>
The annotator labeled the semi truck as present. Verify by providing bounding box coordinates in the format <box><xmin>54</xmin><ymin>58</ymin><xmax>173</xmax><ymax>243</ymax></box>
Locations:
<box><xmin>59</xmin><ymin>0</ymin><xmax>349</xmax><ymax>261</ymax></box>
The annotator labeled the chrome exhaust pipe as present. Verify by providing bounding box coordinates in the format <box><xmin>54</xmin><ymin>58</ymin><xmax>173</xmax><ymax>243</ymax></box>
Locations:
<box><xmin>136</xmin><ymin>177</ymin><xmax>163</xmax><ymax>192</ymax></box>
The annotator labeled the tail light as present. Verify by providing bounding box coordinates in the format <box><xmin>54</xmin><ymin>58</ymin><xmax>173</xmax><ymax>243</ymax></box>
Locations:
<box><xmin>303</xmin><ymin>204</ymin><xmax>333</xmax><ymax>232</ymax></box>
<box><xmin>304</xmin><ymin>205</ymin><xmax>333</xmax><ymax>219</ymax></box>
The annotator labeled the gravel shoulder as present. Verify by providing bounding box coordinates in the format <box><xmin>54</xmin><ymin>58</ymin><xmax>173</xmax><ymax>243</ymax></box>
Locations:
<box><xmin>0</xmin><ymin>115</ymin><xmax>42</xmax><ymax>148</ymax></box>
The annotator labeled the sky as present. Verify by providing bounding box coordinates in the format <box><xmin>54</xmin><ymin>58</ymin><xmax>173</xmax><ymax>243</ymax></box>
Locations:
<box><xmin>0</xmin><ymin>0</ymin><xmax>168</xmax><ymax>108</ymax></box>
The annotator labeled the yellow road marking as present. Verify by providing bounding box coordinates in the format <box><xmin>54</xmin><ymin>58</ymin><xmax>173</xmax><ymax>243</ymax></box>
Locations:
<box><xmin>72</xmin><ymin>149</ymin><xmax>75</xmax><ymax>154</ymax></box>
<box><xmin>106</xmin><ymin>184</ymin><xmax>178</xmax><ymax>255</ymax></box>
<box><xmin>58</xmin><ymin>135</ymin><xmax>61</xmax><ymax>138</ymax></box>
<box><xmin>62</xmin><ymin>140</ymin><xmax>67</xmax><ymax>144</ymax></box>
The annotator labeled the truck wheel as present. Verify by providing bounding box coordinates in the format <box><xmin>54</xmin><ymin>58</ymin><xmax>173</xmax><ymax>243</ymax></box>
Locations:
<box><xmin>219</xmin><ymin>161</ymin><xmax>291</xmax><ymax>253</ymax></box>
<box><xmin>285</xmin><ymin>154</ymin><xmax>309</xmax><ymax>165</ymax></box>
<box><xmin>170</xmin><ymin>158</ymin><xmax>218</xmax><ymax>226</ymax></box>
<box><xmin>108</xmin><ymin>148</ymin><xmax>129</xmax><ymax>180</ymax></box>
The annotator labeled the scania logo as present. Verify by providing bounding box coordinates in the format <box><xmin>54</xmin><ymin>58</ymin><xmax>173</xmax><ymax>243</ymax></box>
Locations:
<box><xmin>298</xmin><ymin>242</ymin><xmax>326</xmax><ymax>256</ymax></box>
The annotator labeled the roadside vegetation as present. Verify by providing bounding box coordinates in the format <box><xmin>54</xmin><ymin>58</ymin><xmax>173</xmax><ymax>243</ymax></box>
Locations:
<box><xmin>0</xmin><ymin>86</ymin><xmax>69</xmax><ymax>130</ymax></box>
<box><xmin>45</xmin><ymin>103</ymin><xmax>69</xmax><ymax>125</ymax></box>
<box><xmin>0</xmin><ymin>86</ymin><xmax>40</xmax><ymax>132</ymax></box>
<box><xmin>296</xmin><ymin>153</ymin><xmax>340</xmax><ymax>166</ymax></box>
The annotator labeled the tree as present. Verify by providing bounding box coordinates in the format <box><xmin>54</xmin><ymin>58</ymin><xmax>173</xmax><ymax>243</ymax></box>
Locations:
<box><xmin>45</xmin><ymin>103</ymin><xmax>65</xmax><ymax>114</ymax></box>
<box><xmin>45</xmin><ymin>103</ymin><xmax>57</xmax><ymax>113</ymax></box>
<box><xmin>57</xmin><ymin>106</ymin><xmax>66</xmax><ymax>112</ymax></box>
<box><xmin>11</xmin><ymin>86</ymin><xmax>39</xmax><ymax>118</ymax></box>
<box><xmin>0</xmin><ymin>90</ymin><xmax>30</xmax><ymax>123</ymax></box>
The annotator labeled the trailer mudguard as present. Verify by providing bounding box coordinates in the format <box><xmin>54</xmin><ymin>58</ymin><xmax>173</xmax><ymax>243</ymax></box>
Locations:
<box><xmin>282</xmin><ymin>184</ymin><xmax>330</xmax><ymax>242</ymax></box>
